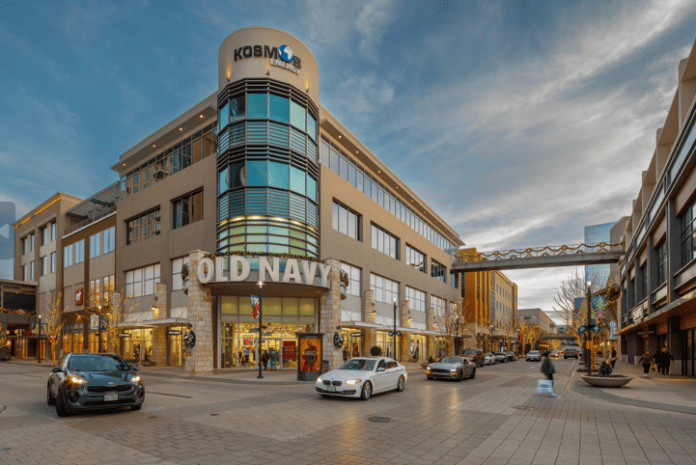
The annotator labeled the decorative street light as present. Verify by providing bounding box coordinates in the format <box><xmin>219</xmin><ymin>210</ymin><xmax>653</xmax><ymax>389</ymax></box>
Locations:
<box><xmin>257</xmin><ymin>280</ymin><xmax>263</xmax><ymax>379</ymax></box>
<box><xmin>37</xmin><ymin>314</ymin><xmax>42</xmax><ymax>363</ymax></box>
<box><xmin>585</xmin><ymin>281</ymin><xmax>592</xmax><ymax>375</ymax></box>
<box><xmin>392</xmin><ymin>298</ymin><xmax>397</xmax><ymax>361</ymax></box>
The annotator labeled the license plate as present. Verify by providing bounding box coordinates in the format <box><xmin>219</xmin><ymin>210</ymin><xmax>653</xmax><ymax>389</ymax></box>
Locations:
<box><xmin>104</xmin><ymin>392</ymin><xmax>118</xmax><ymax>402</ymax></box>
<box><xmin>327</xmin><ymin>386</ymin><xmax>336</xmax><ymax>392</ymax></box>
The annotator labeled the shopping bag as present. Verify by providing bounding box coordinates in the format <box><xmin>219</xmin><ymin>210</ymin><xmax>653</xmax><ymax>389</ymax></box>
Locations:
<box><xmin>536</xmin><ymin>379</ymin><xmax>553</xmax><ymax>394</ymax></box>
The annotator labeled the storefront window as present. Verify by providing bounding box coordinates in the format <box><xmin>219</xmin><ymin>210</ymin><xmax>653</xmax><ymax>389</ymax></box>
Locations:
<box><xmin>169</xmin><ymin>326</ymin><xmax>185</xmax><ymax>366</ymax></box>
<box><xmin>341</xmin><ymin>329</ymin><xmax>362</xmax><ymax>360</ymax></box>
<box><xmin>122</xmin><ymin>329</ymin><xmax>153</xmax><ymax>362</ymax></box>
<box><xmin>376</xmin><ymin>331</ymin><xmax>400</xmax><ymax>360</ymax></box>
<box><xmin>411</xmin><ymin>335</ymin><xmax>427</xmax><ymax>361</ymax></box>
<box><xmin>219</xmin><ymin>296</ymin><xmax>317</xmax><ymax>369</ymax></box>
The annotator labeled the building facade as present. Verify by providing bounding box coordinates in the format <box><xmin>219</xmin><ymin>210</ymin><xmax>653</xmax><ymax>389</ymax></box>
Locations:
<box><xmin>12</xmin><ymin>27</ymin><xmax>465</xmax><ymax>372</ymax></box>
<box><xmin>614</xmin><ymin>37</ymin><xmax>696</xmax><ymax>374</ymax></box>
<box><xmin>585</xmin><ymin>222</ymin><xmax>616</xmax><ymax>289</ymax></box>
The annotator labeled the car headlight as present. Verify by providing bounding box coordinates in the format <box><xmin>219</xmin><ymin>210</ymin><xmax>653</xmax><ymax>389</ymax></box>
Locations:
<box><xmin>69</xmin><ymin>376</ymin><xmax>86</xmax><ymax>385</ymax></box>
<box><xmin>130</xmin><ymin>375</ymin><xmax>141</xmax><ymax>383</ymax></box>
<box><xmin>316</xmin><ymin>377</ymin><xmax>322</xmax><ymax>384</ymax></box>
<box><xmin>345</xmin><ymin>379</ymin><xmax>361</xmax><ymax>385</ymax></box>
<box><xmin>450</xmin><ymin>369</ymin><xmax>457</xmax><ymax>372</ymax></box>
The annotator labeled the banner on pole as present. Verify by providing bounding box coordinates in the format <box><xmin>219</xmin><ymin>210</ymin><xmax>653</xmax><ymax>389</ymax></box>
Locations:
<box><xmin>250</xmin><ymin>295</ymin><xmax>261</xmax><ymax>319</ymax></box>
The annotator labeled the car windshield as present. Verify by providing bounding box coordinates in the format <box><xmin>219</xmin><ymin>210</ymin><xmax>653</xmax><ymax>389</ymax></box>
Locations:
<box><xmin>462</xmin><ymin>350</ymin><xmax>477</xmax><ymax>355</ymax></box>
<box><xmin>440</xmin><ymin>357</ymin><xmax>464</xmax><ymax>364</ymax></box>
<box><xmin>339</xmin><ymin>359</ymin><xmax>376</xmax><ymax>371</ymax></box>
<box><xmin>528</xmin><ymin>351</ymin><xmax>539</xmax><ymax>354</ymax></box>
<box><xmin>485</xmin><ymin>353</ymin><xmax>494</xmax><ymax>357</ymax></box>
<box><xmin>68</xmin><ymin>355</ymin><xmax>129</xmax><ymax>372</ymax></box>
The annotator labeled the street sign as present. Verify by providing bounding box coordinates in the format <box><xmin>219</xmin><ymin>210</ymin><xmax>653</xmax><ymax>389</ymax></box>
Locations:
<box><xmin>119</xmin><ymin>333</ymin><xmax>132</xmax><ymax>338</ymax></box>
<box><xmin>262</xmin><ymin>332</ymin><xmax>273</xmax><ymax>336</ymax></box>
<box><xmin>350</xmin><ymin>332</ymin><xmax>362</xmax><ymax>337</ymax></box>
<box><xmin>396</xmin><ymin>331</ymin><xmax>402</xmax><ymax>337</ymax></box>
<box><xmin>166</xmin><ymin>330</ymin><xmax>182</xmax><ymax>336</ymax></box>
<box><xmin>592</xmin><ymin>326</ymin><xmax>601</xmax><ymax>333</ymax></box>
<box><xmin>578</xmin><ymin>326</ymin><xmax>587</xmax><ymax>334</ymax></box>
<box><xmin>388</xmin><ymin>331</ymin><xmax>394</xmax><ymax>337</ymax></box>
<box><xmin>249</xmin><ymin>328</ymin><xmax>259</xmax><ymax>333</ymax></box>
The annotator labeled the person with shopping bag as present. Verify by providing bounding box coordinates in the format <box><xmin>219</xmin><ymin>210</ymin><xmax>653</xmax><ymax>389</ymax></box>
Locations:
<box><xmin>538</xmin><ymin>351</ymin><xmax>557</xmax><ymax>397</ymax></box>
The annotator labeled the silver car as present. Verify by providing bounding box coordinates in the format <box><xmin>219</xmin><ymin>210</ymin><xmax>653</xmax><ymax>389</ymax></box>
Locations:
<box><xmin>484</xmin><ymin>353</ymin><xmax>497</xmax><ymax>365</ymax></box>
<box><xmin>526</xmin><ymin>350</ymin><xmax>541</xmax><ymax>361</ymax></box>
<box><xmin>425</xmin><ymin>356</ymin><xmax>476</xmax><ymax>381</ymax></box>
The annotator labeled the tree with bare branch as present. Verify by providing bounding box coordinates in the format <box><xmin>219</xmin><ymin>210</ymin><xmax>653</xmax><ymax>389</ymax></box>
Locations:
<box><xmin>45</xmin><ymin>290</ymin><xmax>64</xmax><ymax>365</ymax></box>
<box><xmin>519</xmin><ymin>320</ymin><xmax>542</xmax><ymax>353</ymax></box>
<box><xmin>432</xmin><ymin>296</ymin><xmax>462</xmax><ymax>357</ymax></box>
<box><xmin>88</xmin><ymin>291</ymin><xmax>140</xmax><ymax>353</ymax></box>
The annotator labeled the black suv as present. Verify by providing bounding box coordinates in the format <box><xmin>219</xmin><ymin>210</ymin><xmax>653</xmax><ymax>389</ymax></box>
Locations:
<box><xmin>459</xmin><ymin>349</ymin><xmax>485</xmax><ymax>367</ymax></box>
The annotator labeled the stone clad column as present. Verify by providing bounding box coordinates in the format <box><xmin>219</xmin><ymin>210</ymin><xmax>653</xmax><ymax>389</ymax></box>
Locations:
<box><xmin>400</xmin><ymin>299</ymin><xmax>411</xmax><ymax>362</ymax></box>
<box><xmin>151</xmin><ymin>283</ymin><xmax>168</xmax><ymax>366</ymax></box>
<box><xmin>184</xmin><ymin>250</ymin><xmax>214</xmax><ymax>376</ymax></box>
<box><xmin>426</xmin><ymin>306</ymin><xmax>436</xmax><ymax>359</ymax></box>
<box><xmin>363</xmin><ymin>289</ymin><xmax>375</xmax><ymax>356</ymax></box>
<box><xmin>319</xmin><ymin>259</ymin><xmax>342</xmax><ymax>371</ymax></box>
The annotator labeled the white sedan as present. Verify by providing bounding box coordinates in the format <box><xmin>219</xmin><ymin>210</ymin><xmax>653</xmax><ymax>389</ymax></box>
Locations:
<box><xmin>316</xmin><ymin>357</ymin><xmax>407</xmax><ymax>400</ymax></box>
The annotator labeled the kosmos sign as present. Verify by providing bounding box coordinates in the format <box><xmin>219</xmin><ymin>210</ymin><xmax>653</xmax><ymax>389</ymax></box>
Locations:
<box><xmin>233</xmin><ymin>44</ymin><xmax>301</xmax><ymax>75</ymax></box>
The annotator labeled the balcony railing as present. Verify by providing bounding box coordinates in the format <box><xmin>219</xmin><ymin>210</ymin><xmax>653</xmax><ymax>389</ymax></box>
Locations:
<box><xmin>64</xmin><ymin>205</ymin><xmax>117</xmax><ymax>235</ymax></box>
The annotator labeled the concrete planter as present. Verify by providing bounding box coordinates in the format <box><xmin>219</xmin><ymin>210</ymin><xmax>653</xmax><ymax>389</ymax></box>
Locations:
<box><xmin>581</xmin><ymin>375</ymin><xmax>633</xmax><ymax>388</ymax></box>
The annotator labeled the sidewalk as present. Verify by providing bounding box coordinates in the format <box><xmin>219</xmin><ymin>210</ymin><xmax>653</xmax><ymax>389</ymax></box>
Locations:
<box><xmin>572</xmin><ymin>359</ymin><xmax>696</xmax><ymax>414</ymax></box>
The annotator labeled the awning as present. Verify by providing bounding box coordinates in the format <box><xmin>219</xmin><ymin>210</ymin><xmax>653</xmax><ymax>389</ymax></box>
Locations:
<box><xmin>142</xmin><ymin>318</ymin><xmax>188</xmax><ymax>326</ymax></box>
<box><xmin>340</xmin><ymin>321</ymin><xmax>383</xmax><ymax>329</ymax></box>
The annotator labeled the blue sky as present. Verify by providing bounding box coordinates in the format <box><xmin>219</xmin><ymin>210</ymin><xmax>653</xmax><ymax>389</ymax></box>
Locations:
<box><xmin>1</xmin><ymin>0</ymin><xmax>696</xmax><ymax>320</ymax></box>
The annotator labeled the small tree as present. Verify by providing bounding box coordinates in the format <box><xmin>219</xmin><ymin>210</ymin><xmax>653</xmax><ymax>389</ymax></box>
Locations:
<box><xmin>45</xmin><ymin>290</ymin><xmax>64</xmax><ymax>365</ymax></box>
<box><xmin>90</xmin><ymin>290</ymin><xmax>140</xmax><ymax>353</ymax></box>
<box><xmin>519</xmin><ymin>320</ymin><xmax>542</xmax><ymax>353</ymax></box>
<box><xmin>432</xmin><ymin>297</ymin><xmax>461</xmax><ymax>356</ymax></box>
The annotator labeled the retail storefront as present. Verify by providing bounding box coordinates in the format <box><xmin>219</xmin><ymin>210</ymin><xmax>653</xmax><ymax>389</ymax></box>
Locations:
<box><xmin>218</xmin><ymin>295</ymin><xmax>318</xmax><ymax>369</ymax></box>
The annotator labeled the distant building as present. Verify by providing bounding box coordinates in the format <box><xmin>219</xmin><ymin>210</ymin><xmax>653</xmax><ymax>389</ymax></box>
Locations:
<box><xmin>584</xmin><ymin>222</ymin><xmax>616</xmax><ymax>288</ymax></box>
<box><xmin>518</xmin><ymin>308</ymin><xmax>556</xmax><ymax>335</ymax></box>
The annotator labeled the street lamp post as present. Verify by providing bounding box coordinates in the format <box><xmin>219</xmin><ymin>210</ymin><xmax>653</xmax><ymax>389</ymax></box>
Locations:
<box><xmin>392</xmin><ymin>298</ymin><xmax>397</xmax><ymax>361</ymax></box>
<box><xmin>37</xmin><ymin>315</ymin><xmax>42</xmax><ymax>363</ymax></box>
<box><xmin>586</xmin><ymin>281</ymin><xmax>592</xmax><ymax>375</ymax></box>
<box><xmin>257</xmin><ymin>281</ymin><xmax>263</xmax><ymax>379</ymax></box>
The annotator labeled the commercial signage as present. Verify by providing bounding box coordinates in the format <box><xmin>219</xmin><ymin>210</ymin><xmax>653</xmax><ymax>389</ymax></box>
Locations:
<box><xmin>632</xmin><ymin>306</ymin><xmax>643</xmax><ymax>324</ymax></box>
<box><xmin>119</xmin><ymin>333</ymin><xmax>132</xmax><ymax>338</ymax></box>
<box><xmin>75</xmin><ymin>288</ymin><xmax>84</xmax><ymax>306</ymax></box>
<box><xmin>609</xmin><ymin>321</ymin><xmax>617</xmax><ymax>340</ymax></box>
<box><xmin>197</xmin><ymin>256</ymin><xmax>332</xmax><ymax>288</ymax></box>
<box><xmin>282</xmin><ymin>340</ymin><xmax>296</xmax><ymax>360</ymax></box>
<box><xmin>166</xmin><ymin>330</ymin><xmax>182</xmax><ymax>336</ymax></box>
<box><xmin>90</xmin><ymin>315</ymin><xmax>99</xmax><ymax>331</ymax></box>
<box><xmin>233</xmin><ymin>43</ymin><xmax>302</xmax><ymax>75</ymax></box>
<box><xmin>251</xmin><ymin>295</ymin><xmax>260</xmax><ymax>319</ymax></box>
<box><xmin>350</xmin><ymin>332</ymin><xmax>363</xmax><ymax>337</ymax></box>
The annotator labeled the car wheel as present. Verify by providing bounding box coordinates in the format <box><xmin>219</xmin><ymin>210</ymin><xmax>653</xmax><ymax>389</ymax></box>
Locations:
<box><xmin>47</xmin><ymin>383</ymin><xmax>55</xmax><ymax>406</ymax></box>
<box><xmin>131</xmin><ymin>404</ymin><xmax>142</xmax><ymax>411</ymax></box>
<box><xmin>470</xmin><ymin>368</ymin><xmax>476</xmax><ymax>379</ymax></box>
<box><xmin>360</xmin><ymin>381</ymin><xmax>372</xmax><ymax>401</ymax></box>
<box><xmin>396</xmin><ymin>375</ymin><xmax>406</xmax><ymax>392</ymax></box>
<box><xmin>55</xmin><ymin>392</ymin><xmax>69</xmax><ymax>417</ymax></box>
<box><xmin>457</xmin><ymin>371</ymin><xmax>463</xmax><ymax>382</ymax></box>
<box><xmin>427</xmin><ymin>376</ymin><xmax>433</xmax><ymax>380</ymax></box>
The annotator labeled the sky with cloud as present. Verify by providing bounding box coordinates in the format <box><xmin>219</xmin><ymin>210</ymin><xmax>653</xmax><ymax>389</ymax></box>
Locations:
<box><xmin>1</xmin><ymin>0</ymin><xmax>696</xmax><ymax>321</ymax></box>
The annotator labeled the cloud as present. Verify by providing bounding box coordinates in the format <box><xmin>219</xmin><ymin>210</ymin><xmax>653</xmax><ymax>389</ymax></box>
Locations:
<box><xmin>355</xmin><ymin>0</ymin><xmax>397</xmax><ymax>61</ymax></box>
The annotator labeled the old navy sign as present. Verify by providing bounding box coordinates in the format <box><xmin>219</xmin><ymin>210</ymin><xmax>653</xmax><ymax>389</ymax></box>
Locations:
<box><xmin>233</xmin><ymin>44</ymin><xmax>301</xmax><ymax>75</ymax></box>
<box><xmin>197</xmin><ymin>256</ymin><xmax>331</xmax><ymax>288</ymax></box>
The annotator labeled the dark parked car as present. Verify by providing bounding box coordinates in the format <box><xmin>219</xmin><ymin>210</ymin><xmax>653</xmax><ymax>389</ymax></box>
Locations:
<box><xmin>494</xmin><ymin>352</ymin><xmax>508</xmax><ymax>363</ymax></box>
<box><xmin>505</xmin><ymin>351</ymin><xmax>517</xmax><ymax>361</ymax></box>
<box><xmin>426</xmin><ymin>356</ymin><xmax>476</xmax><ymax>381</ymax></box>
<box><xmin>48</xmin><ymin>353</ymin><xmax>144</xmax><ymax>417</ymax></box>
<box><xmin>459</xmin><ymin>349</ymin><xmax>485</xmax><ymax>367</ymax></box>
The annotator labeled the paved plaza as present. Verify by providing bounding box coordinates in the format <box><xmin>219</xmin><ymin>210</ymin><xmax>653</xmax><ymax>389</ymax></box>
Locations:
<box><xmin>2</xmin><ymin>359</ymin><xmax>696</xmax><ymax>465</ymax></box>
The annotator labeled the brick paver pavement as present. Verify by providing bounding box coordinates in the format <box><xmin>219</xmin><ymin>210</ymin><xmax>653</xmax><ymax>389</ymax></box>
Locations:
<box><xmin>2</xmin><ymin>358</ymin><xmax>696</xmax><ymax>464</ymax></box>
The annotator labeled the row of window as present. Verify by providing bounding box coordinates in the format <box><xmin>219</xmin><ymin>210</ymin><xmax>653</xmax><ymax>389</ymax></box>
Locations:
<box><xmin>89</xmin><ymin>227</ymin><xmax>116</xmax><ymax>259</ymax></box>
<box><xmin>321</xmin><ymin>138</ymin><xmax>457</xmax><ymax>255</ymax></box>
<box><xmin>218</xmin><ymin>161</ymin><xmax>317</xmax><ymax>202</ymax></box>
<box><xmin>173</xmin><ymin>191</ymin><xmax>203</xmax><ymax>230</ymax></box>
<box><xmin>217</xmin><ymin>216</ymin><xmax>319</xmax><ymax>258</ymax></box>
<box><xmin>127</xmin><ymin>209</ymin><xmax>161</xmax><ymax>246</ymax></box>
<box><xmin>120</xmin><ymin>124</ymin><xmax>216</xmax><ymax>200</ymax></box>
<box><xmin>332</xmin><ymin>201</ymin><xmax>361</xmax><ymax>240</ymax></box>
<box><xmin>219</xmin><ymin>93</ymin><xmax>317</xmax><ymax>141</ymax></box>
<box><xmin>89</xmin><ymin>276</ymin><xmax>115</xmax><ymax>308</ymax></box>
<box><xmin>406</xmin><ymin>245</ymin><xmax>425</xmax><ymax>273</ymax></box>
<box><xmin>125</xmin><ymin>264</ymin><xmax>161</xmax><ymax>298</ymax></box>
<box><xmin>63</xmin><ymin>240</ymin><xmax>85</xmax><ymax>268</ymax></box>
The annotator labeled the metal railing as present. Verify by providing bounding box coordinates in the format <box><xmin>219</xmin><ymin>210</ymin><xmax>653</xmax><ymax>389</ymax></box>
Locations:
<box><xmin>64</xmin><ymin>205</ymin><xmax>117</xmax><ymax>235</ymax></box>
<box><xmin>460</xmin><ymin>242</ymin><xmax>625</xmax><ymax>262</ymax></box>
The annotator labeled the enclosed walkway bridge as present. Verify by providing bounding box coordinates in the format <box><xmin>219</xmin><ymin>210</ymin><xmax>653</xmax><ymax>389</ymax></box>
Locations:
<box><xmin>453</xmin><ymin>242</ymin><xmax>625</xmax><ymax>272</ymax></box>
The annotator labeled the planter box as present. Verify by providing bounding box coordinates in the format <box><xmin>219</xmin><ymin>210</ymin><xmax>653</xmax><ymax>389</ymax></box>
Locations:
<box><xmin>581</xmin><ymin>375</ymin><xmax>633</xmax><ymax>388</ymax></box>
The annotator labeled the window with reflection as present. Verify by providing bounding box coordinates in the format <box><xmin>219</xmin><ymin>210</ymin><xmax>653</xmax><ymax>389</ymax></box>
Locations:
<box><xmin>247</xmin><ymin>160</ymin><xmax>267</xmax><ymax>186</ymax></box>
<box><xmin>230</xmin><ymin>95</ymin><xmax>245</xmax><ymax>122</ymax></box>
<box><xmin>406</xmin><ymin>245</ymin><xmax>425</xmax><ymax>273</ymax></box>
<box><xmin>247</xmin><ymin>93</ymin><xmax>268</xmax><ymax>119</ymax></box>
<box><xmin>269</xmin><ymin>94</ymin><xmax>289</xmax><ymax>123</ymax></box>
<box><xmin>290</xmin><ymin>100</ymin><xmax>306</xmax><ymax>131</ymax></box>
<box><xmin>127</xmin><ymin>208</ymin><xmax>161</xmax><ymax>245</ymax></box>
<box><xmin>269</xmin><ymin>162</ymin><xmax>289</xmax><ymax>189</ymax></box>
<box><xmin>431</xmin><ymin>260</ymin><xmax>446</xmax><ymax>283</ymax></box>
<box><xmin>173</xmin><ymin>191</ymin><xmax>203</xmax><ymax>230</ymax></box>
<box><xmin>371</xmin><ymin>224</ymin><xmax>399</xmax><ymax>259</ymax></box>
<box><xmin>333</xmin><ymin>201</ymin><xmax>361</xmax><ymax>240</ymax></box>
<box><xmin>290</xmin><ymin>166</ymin><xmax>306</xmax><ymax>195</ymax></box>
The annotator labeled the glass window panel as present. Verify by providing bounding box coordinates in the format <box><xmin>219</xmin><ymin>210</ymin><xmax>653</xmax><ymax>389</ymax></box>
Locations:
<box><xmin>348</xmin><ymin>211</ymin><xmax>356</xmax><ymax>239</ymax></box>
<box><xmin>219</xmin><ymin>103</ymin><xmax>229</xmax><ymax>131</ymax></box>
<box><xmin>221</xmin><ymin>296</ymin><xmax>238</xmax><ymax>314</ymax></box>
<box><xmin>247</xmin><ymin>93</ymin><xmax>268</xmax><ymax>119</ymax></box>
<box><xmin>230</xmin><ymin>162</ymin><xmax>244</xmax><ymax>188</ymax></box>
<box><xmin>230</xmin><ymin>95</ymin><xmax>246</xmax><ymax>122</ymax></box>
<box><xmin>299</xmin><ymin>298</ymin><xmax>315</xmax><ymax>315</ymax></box>
<box><xmin>307</xmin><ymin>175</ymin><xmax>317</xmax><ymax>202</ymax></box>
<box><xmin>349</xmin><ymin>163</ymin><xmax>356</xmax><ymax>186</ymax></box>
<box><xmin>290</xmin><ymin>101</ymin><xmax>306</xmax><ymax>132</ymax></box>
<box><xmin>330</xmin><ymin>147</ymin><xmax>339</xmax><ymax>173</ymax></box>
<box><xmin>264</xmin><ymin>297</ymin><xmax>282</xmax><ymax>315</ymax></box>
<box><xmin>290</xmin><ymin>166</ymin><xmax>306</xmax><ymax>195</ymax></box>
<box><xmin>332</xmin><ymin>202</ymin><xmax>339</xmax><ymax>230</ymax></box>
<box><xmin>356</xmin><ymin>169</ymin><xmax>364</xmax><ymax>193</ymax></box>
<box><xmin>181</xmin><ymin>144</ymin><xmax>192</xmax><ymax>169</ymax></box>
<box><xmin>283</xmin><ymin>298</ymin><xmax>299</xmax><ymax>316</ymax></box>
<box><xmin>268</xmin><ymin>162</ymin><xmax>289</xmax><ymax>189</ymax></box>
<box><xmin>269</xmin><ymin>94</ymin><xmax>289</xmax><ymax>123</ymax></box>
<box><xmin>182</xmin><ymin>197</ymin><xmax>190</xmax><ymax>226</ymax></box>
<box><xmin>192</xmin><ymin>138</ymin><xmax>202</xmax><ymax>164</ymax></box>
<box><xmin>307</xmin><ymin>113</ymin><xmax>317</xmax><ymax>140</ymax></box>
<box><xmin>219</xmin><ymin>167</ymin><xmax>229</xmax><ymax>194</ymax></box>
<box><xmin>133</xmin><ymin>172</ymin><xmax>140</xmax><ymax>194</ymax></box>
<box><xmin>340</xmin><ymin>156</ymin><xmax>348</xmax><ymax>181</ymax></box>
<box><xmin>321</xmin><ymin>141</ymin><xmax>330</xmax><ymax>167</ymax></box>
<box><xmin>192</xmin><ymin>192</ymin><xmax>203</xmax><ymax>223</ymax></box>
<box><xmin>339</xmin><ymin>206</ymin><xmax>348</xmax><ymax>235</ymax></box>
<box><xmin>247</xmin><ymin>160</ymin><xmax>267</xmax><ymax>186</ymax></box>
<box><xmin>202</xmin><ymin>132</ymin><xmax>214</xmax><ymax>159</ymax></box>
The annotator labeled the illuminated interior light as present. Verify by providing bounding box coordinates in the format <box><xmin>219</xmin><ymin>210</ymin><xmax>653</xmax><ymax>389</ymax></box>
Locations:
<box><xmin>273</xmin><ymin>217</ymin><xmax>286</xmax><ymax>222</ymax></box>
<box><xmin>250</xmin><ymin>216</ymin><xmax>262</xmax><ymax>220</ymax></box>
<box><xmin>152</xmin><ymin>144</ymin><xmax>156</xmax><ymax>148</ymax></box>
<box><xmin>179</xmin><ymin>128</ymin><xmax>183</xmax><ymax>131</ymax></box>
<box><xmin>200</xmin><ymin>114</ymin><xmax>204</xmax><ymax>118</ymax></box>
<box><xmin>232</xmin><ymin>216</ymin><xmax>245</xmax><ymax>222</ymax></box>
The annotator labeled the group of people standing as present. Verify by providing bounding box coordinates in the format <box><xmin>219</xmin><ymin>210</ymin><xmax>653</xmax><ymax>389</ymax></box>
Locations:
<box><xmin>238</xmin><ymin>346</ymin><xmax>280</xmax><ymax>370</ymax></box>
<box><xmin>639</xmin><ymin>347</ymin><xmax>675</xmax><ymax>378</ymax></box>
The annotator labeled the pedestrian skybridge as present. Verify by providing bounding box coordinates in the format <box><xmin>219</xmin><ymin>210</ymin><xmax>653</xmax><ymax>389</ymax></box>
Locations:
<box><xmin>453</xmin><ymin>242</ymin><xmax>625</xmax><ymax>272</ymax></box>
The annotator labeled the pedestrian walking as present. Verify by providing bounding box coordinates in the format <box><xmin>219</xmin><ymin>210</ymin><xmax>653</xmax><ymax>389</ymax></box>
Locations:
<box><xmin>654</xmin><ymin>347</ymin><xmax>674</xmax><ymax>377</ymax></box>
<box><xmin>541</xmin><ymin>351</ymin><xmax>557</xmax><ymax>397</ymax></box>
<box><xmin>609</xmin><ymin>349</ymin><xmax>617</xmax><ymax>369</ymax></box>
<box><xmin>262</xmin><ymin>349</ymin><xmax>270</xmax><ymax>369</ymax></box>
<box><xmin>243</xmin><ymin>345</ymin><xmax>251</xmax><ymax>365</ymax></box>
<box><xmin>270</xmin><ymin>347</ymin><xmax>278</xmax><ymax>371</ymax></box>
<box><xmin>638</xmin><ymin>351</ymin><xmax>654</xmax><ymax>378</ymax></box>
